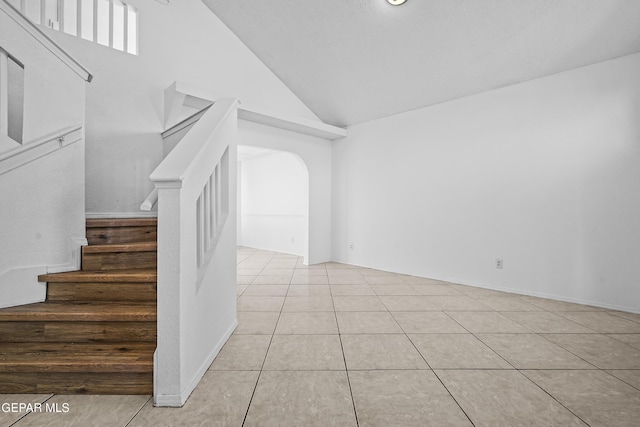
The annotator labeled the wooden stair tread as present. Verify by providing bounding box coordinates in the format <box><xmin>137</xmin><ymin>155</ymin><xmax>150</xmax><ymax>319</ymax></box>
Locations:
<box><xmin>86</xmin><ymin>218</ymin><xmax>157</xmax><ymax>228</ymax></box>
<box><xmin>39</xmin><ymin>269</ymin><xmax>156</xmax><ymax>283</ymax></box>
<box><xmin>0</xmin><ymin>302</ymin><xmax>156</xmax><ymax>322</ymax></box>
<box><xmin>83</xmin><ymin>241</ymin><xmax>157</xmax><ymax>253</ymax></box>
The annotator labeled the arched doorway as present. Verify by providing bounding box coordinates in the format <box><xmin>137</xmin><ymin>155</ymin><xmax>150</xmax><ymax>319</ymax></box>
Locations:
<box><xmin>237</xmin><ymin>145</ymin><xmax>310</xmax><ymax>263</ymax></box>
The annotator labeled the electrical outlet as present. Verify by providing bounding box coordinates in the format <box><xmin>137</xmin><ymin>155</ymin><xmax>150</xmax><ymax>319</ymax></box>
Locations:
<box><xmin>495</xmin><ymin>258</ymin><xmax>503</xmax><ymax>269</ymax></box>
<box><xmin>348</xmin><ymin>242</ymin><xmax>354</xmax><ymax>251</ymax></box>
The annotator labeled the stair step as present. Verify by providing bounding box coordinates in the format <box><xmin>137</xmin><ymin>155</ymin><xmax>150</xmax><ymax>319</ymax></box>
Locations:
<box><xmin>86</xmin><ymin>218</ymin><xmax>157</xmax><ymax>228</ymax></box>
<box><xmin>0</xmin><ymin>372</ymin><xmax>153</xmax><ymax>394</ymax></box>
<box><xmin>0</xmin><ymin>321</ymin><xmax>156</xmax><ymax>343</ymax></box>
<box><xmin>39</xmin><ymin>269</ymin><xmax>156</xmax><ymax>283</ymax></box>
<box><xmin>0</xmin><ymin>302</ymin><xmax>156</xmax><ymax>322</ymax></box>
<box><xmin>86</xmin><ymin>218</ymin><xmax>157</xmax><ymax>245</ymax></box>
<box><xmin>82</xmin><ymin>244</ymin><xmax>157</xmax><ymax>271</ymax></box>
<box><xmin>0</xmin><ymin>343</ymin><xmax>154</xmax><ymax>373</ymax></box>
<box><xmin>47</xmin><ymin>282</ymin><xmax>156</xmax><ymax>302</ymax></box>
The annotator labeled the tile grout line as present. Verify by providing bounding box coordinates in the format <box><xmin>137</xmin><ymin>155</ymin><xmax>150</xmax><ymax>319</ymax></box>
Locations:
<box><xmin>240</xmin><ymin>259</ymin><xmax>292</xmax><ymax>427</ymax></box>
<box><xmin>123</xmin><ymin>396</ymin><xmax>153</xmax><ymax>427</ymax></box>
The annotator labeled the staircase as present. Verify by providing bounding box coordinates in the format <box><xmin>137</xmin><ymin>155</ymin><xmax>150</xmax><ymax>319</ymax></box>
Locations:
<box><xmin>0</xmin><ymin>218</ymin><xmax>157</xmax><ymax>394</ymax></box>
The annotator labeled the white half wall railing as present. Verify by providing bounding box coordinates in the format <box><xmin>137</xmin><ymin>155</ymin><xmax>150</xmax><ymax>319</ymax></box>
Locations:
<box><xmin>148</xmin><ymin>97</ymin><xmax>238</xmax><ymax>407</ymax></box>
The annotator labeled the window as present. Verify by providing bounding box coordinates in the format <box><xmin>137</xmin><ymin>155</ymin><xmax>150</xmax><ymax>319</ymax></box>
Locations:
<box><xmin>8</xmin><ymin>0</ymin><xmax>138</xmax><ymax>55</ymax></box>
<box><xmin>0</xmin><ymin>47</ymin><xmax>25</xmax><ymax>144</ymax></box>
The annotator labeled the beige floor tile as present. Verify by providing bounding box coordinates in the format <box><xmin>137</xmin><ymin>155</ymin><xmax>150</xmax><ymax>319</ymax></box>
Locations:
<box><xmin>234</xmin><ymin>312</ymin><xmax>280</xmax><ymax>335</ymax></box>
<box><xmin>324</xmin><ymin>262</ymin><xmax>359</xmax><ymax>269</ymax></box>
<box><xmin>436</xmin><ymin>370</ymin><xmax>586</xmax><ymax>427</ymax></box>
<box><xmin>244</xmin><ymin>371</ymin><xmax>357</xmax><ymax>427</ymax></box>
<box><xmin>379</xmin><ymin>295</ymin><xmax>438</xmax><ymax>311</ymax></box>
<box><xmin>16</xmin><ymin>395</ymin><xmax>149</xmax><ymax>427</ymax></box>
<box><xmin>446</xmin><ymin>312</ymin><xmax>530</xmax><ymax>333</ymax></box>
<box><xmin>475</xmin><ymin>297</ymin><xmax>542</xmax><ymax>311</ymax></box>
<box><xmin>327</xmin><ymin>269</ymin><xmax>363</xmax><ymax>277</ymax></box>
<box><xmin>336</xmin><ymin>311</ymin><xmax>403</xmax><ymax>334</ymax></box>
<box><xmin>294</xmin><ymin>264</ymin><xmax>327</xmax><ymax>271</ymax></box>
<box><xmin>251</xmin><ymin>275</ymin><xmax>291</xmax><ymax>285</ymax></box>
<box><xmin>349</xmin><ymin>370</ymin><xmax>472</xmax><ymax>426</ymax></box>
<box><xmin>543</xmin><ymin>334</ymin><xmax>640</xmax><ymax>369</ymax></box>
<box><xmin>275</xmin><ymin>312</ymin><xmax>339</xmax><ymax>335</ymax></box>
<box><xmin>341</xmin><ymin>334</ymin><xmax>428</xmax><ymax>370</ymax></box>
<box><xmin>237</xmin><ymin>268</ymin><xmax>263</xmax><ymax>276</ymax></box>
<box><xmin>523</xmin><ymin>370</ymin><xmax>640</xmax><ymax>427</ymax></box>
<box><xmin>369</xmin><ymin>284</ymin><xmax>420</xmax><ymax>296</ymax></box>
<box><xmin>401</xmin><ymin>276</ymin><xmax>448</xmax><ymax>285</ymax></box>
<box><xmin>237</xmin><ymin>284</ymin><xmax>248</xmax><ymax>296</ymax></box>
<box><xmin>210</xmin><ymin>335</ymin><xmax>271</xmax><ymax>370</ymax></box>
<box><xmin>266</xmin><ymin>260</ymin><xmax>298</xmax><ymax>268</ymax></box>
<box><xmin>129</xmin><ymin>371</ymin><xmax>258</xmax><ymax>427</ymax></box>
<box><xmin>363</xmin><ymin>275</ymin><xmax>406</xmax><ymax>285</ymax></box>
<box><xmin>453</xmin><ymin>286</ymin><xmax>513</xmax><ymax>299</ymax></box>
<box><xmin>477</xmin><ymin>334</ymin><xmax>595</xmax><ymax>369</ymax></box>
<box><xmin>328</xmin><ymin>276</ymin><xmax>368</xmax><ymax>285</ymax></box>
<box><xmin>425</xmin><ymin>296</ymin><xmax>493</xmax><ymax>311</ymax></box>
<box><xmin>260</xmin><ymin>268</ymin><xmax>294</xmax><ymax>277</ymax></box>
<box><xmin>392</xmin><ymin>311</ymin><xmax>468</xmax><ymax>333</ymax></box>
<box><xmin>410</xmin><ymin>334</ymin><xmax>512</xmax><ymax>369</ymax></box>
<box><xmin>410</xmin><ymin>284</ymin><xmax>463</xmax><ymax>296</ymax></box>
<box><xmin>519</xmin><ymin>296</ymin><xmax>602</xmax><ymax>312</ymax></box>
<box><xmin>608</xmin><ymin>311</ymin><xmax>640</xmax><ymax>323</ymax></box>
<box><xmin>0</xmin><ymin>394</ymin><xmax>51</xmax><ymax>426</ymax></box>
<box><xmin>290</xmin><ymin>275</ymin><xmax>330</xmax><ymax>285</ymax></box>
<box><xmin>242</xmin><ymin>285</ymin><xmax>289</xmax><ymax>297</ymax></box>
<box><xmin>263</xmin><ymin>335</ymin><xmax>345</xmax><ymax>370</ymax></box>
<box><xmin>330</xmin><ymin>285</ymin><xmax>376</xmax><ymax>296</ymax></box>
<box><xmin>502</xmin><ymin>311</ymin><xmax>595</xmax><ymax>333</ymax></box>
<box><xmin>282</xmin><ymin>296</ymin><xmax>334</xmax><ymax>312</ymax></box>
<box><xmin>608</xmin><ymin>334</ymin><xmax>640</xmax><ymax>349</ymax></box>
<box><xmin>237</xmin><ymin>296</ymin><xmax>285</xmax><ymax>312</ymax></box>
<box><xmin>287</xmin><ymin>285</ymin><xmax>332</xmax><ymax>296</ymax></box>
<box><xmin>237</xmin><ymin>275</ymin><xmax>256</xmax><ymax>285</ymax></box>
<box><xmin>357</xmin><ymin>268</ymin><xmax>397</xmax><ymax>276</ymax></box>
<box><xmin>556</xmin><ymin>311</ymin><xmax>640</xmax><ymax>333</ymax></box>
<box><xmin>333</xmin><ymin>296</ymin><xmax>387</xmax><ymax>311</ymax></box>
<box><xmin>606</xmin><ymin>370</ymin><xmax>640</xmax><ymax>390</ymax></box>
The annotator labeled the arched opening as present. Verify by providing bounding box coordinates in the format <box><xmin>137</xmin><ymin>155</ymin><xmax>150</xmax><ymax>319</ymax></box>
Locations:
<box><xmin>237</xmin><ymin>145</ymin><xmax>310</xmax><ymax>263</ymax></box>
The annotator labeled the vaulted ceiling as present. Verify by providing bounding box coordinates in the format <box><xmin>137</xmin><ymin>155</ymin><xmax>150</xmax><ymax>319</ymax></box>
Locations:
<box><xmin>201</xmin><ymin>0</ymin><xmax>640</xmax><ymax>127</ymax></box>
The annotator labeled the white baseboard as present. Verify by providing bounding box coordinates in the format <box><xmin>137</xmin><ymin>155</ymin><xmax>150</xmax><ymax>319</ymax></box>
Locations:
<box><xmin>46</xmin><ymin>236</ymin><xmax>87</xmax><ymax>273</ymax></box>
<box><xmin>153</xmin><ymin>318</ymin><xmax>238</xmax><ymax>407</ymax></box>
<box><xmin>0</xmin><ymin>266</ymin><xmax>47</xmax><ymax>308</ymax></box>
<box><xmin>86</xmin><ymin>212</ymin><xmax>158</xmax><ymax>219</ymax></box>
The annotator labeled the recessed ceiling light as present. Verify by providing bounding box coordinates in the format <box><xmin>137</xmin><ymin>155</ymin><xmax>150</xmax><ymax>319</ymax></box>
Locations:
<box><xmin>387</xmin><ymin>0</ymin><xmax>407</xmax><ymax>5</ymax></box>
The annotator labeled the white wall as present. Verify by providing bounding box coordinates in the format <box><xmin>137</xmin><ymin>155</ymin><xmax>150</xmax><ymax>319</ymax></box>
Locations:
<box><xmin>332</xmin><ymin>53</ymin><xmax>640</xmax><ymax>313</ymax></box>
<box><xmin>240</xmin><ymin>151</ymin><xmax>308</xmax><ymax>257</ymax></box>
<box><xmin>0</xmin><ymin>7</ymin><xmax>86</xmax><ymax>307</ymax></box>
<box><xmin>239</xmin><ymin>120</ymin><xmax>332</xmax><ymax>264</ymax></box>
<box><xmin>42</xmin><ymin>0</ymin><xmax>319</xmax><ymax>216</ymax></box>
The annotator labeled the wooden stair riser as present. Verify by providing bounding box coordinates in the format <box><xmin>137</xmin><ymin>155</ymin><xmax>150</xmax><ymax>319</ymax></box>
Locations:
<box><xmin>47</xmin><ymin>282</ymin><xmax>157</xmax><ymax>302</ymax></box>
<box><xmin>0</xmin><ymin>321</ymin><xmax>156</xmax><ymax>343</ymax></box>
<box><xmin>82</xmin><ymin>250</ymin><xmax>157</xmax><ymax>271</ymax></box>
<box><xmin>0</xmin><ymin>372</ymin><xmax>153</xmax><ymax>394</ymax></box>
<box><xmin>86</xmin><ymin>218</ymin><xmax>157</xmax><ymax>246</ymax></box>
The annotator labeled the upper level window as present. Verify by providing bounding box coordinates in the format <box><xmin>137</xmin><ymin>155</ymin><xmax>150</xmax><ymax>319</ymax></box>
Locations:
<box><xmin>7</xmin><ymin>0</ymin><xmax>138</xmax><ymax>55</ymax></box>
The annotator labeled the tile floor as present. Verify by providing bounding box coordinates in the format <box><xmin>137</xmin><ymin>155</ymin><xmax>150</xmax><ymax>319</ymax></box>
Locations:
<box><xmin>2</xmin><ymin>247</ymin><xmax>640</xmax><ymax>426</ymax></box>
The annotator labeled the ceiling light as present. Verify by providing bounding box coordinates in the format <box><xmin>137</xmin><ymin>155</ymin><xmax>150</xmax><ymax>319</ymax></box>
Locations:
<box><xmin>387</xmin><ymin>0</ymin><xmax>407</xmax><ymax>5</ymax></box>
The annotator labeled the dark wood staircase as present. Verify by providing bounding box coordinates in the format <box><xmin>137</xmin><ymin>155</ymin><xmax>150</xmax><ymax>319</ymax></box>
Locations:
<box><xmin>0</xmin><ymin>218</ymin><xmax>157</xmax><ymax>394</ymax></box>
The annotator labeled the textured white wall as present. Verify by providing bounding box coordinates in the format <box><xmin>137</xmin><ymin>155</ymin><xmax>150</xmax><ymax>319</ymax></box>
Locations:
<box><xmin>240</xmin><ymin>151</ymin><xmax>308</xmax><ymax>257</ymax></box>
<box><xmin>332</xmin><ymin>53</ymin><xmax>640</xmax><ymax>313</ymax></box>
<box><xmin>43</xmin><ymin>0</ymin><xmax>318</xmax><ymax>216</ymax></box>
<box><xmin>0</xmin><ymin>9</ymin><xmax>86</xmax><ymax>307</ymax></box>
<box><xmin>239</xmin><ymin>120</ymin><xmax>332</xmax><ymax>264</ymax></box>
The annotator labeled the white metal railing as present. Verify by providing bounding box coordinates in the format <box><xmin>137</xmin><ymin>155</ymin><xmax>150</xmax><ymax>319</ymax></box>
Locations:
<box><xmin>6</xmin><ymin>0</ymin><xmax>138</xmax><ymax>55</ymax></box>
